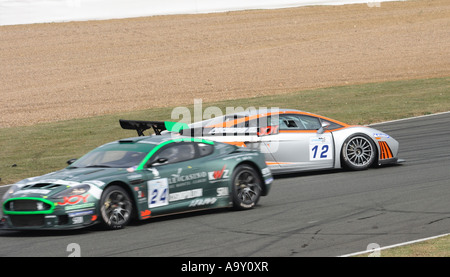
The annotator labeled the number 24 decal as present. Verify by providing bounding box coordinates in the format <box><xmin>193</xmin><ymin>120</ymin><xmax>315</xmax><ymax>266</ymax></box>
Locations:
<box><xmin>151</xmin><ymin>188</ymin><xmax>167</xmax><ymax>205</ymax></box>
<box><xmin>310</xmin><ymin>144</ymin><xmax>332</xmax><ymax>160</ymax></box>
<box><xmin>148</xmin><ymin>179</ymin><xmax>169</xmax><ymax>208</ymax></box>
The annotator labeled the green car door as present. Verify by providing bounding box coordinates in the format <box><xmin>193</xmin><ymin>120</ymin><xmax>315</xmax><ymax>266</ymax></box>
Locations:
<box><xmin>136</xmin><ymin>140</ymin><xmax>230</xmax><ymax>218</ymax></box>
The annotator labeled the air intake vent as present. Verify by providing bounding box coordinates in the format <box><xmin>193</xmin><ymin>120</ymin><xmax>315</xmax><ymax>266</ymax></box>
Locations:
<box><xmin>378</xmin><ymin>141</ymin><xmax>393</xmax><ymax>160</ymax></box>
<box><xmin>4</xmin><ymin>199</ymin><xmax>52</xmax><ymax>212</ymax></box>
<box><xmin>3</xmin><ymin>198</ymin><xmax>55</xmax><ymax>215</ymax></box>
<box><xmin>10</xmin><ymin>215</ymin><xmax>45</xmax><ymax>227</ymax></box>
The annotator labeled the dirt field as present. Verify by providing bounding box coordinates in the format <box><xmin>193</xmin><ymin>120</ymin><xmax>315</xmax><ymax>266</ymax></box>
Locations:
<box><xmin>1</xmin><ymin>0</ymin><xmax>449</xmax><ymax>128</ymax></box>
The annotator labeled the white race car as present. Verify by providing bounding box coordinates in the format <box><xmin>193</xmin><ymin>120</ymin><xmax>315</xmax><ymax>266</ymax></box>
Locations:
<box><xmin>177</xmin><ymin>109</ymin><xmax>401</xmax><ymax>175</ymax></box>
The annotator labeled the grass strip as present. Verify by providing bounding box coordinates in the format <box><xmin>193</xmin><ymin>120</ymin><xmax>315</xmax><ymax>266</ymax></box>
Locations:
<box><xmin>1</xmin><ymin>77</ymin><xmax>449</xmax><ymax>185</ymax></box>
<box><xmin>355</xmin><ymin>234</ymin><xmax>450</xmax><ymax>257</ymax></box>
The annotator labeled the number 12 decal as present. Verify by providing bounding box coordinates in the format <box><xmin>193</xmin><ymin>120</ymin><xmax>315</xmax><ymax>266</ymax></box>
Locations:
<box><xmin>310</xmin><ymin>144</ymin><xmax>332</xmax><ymax>160</ymax></box>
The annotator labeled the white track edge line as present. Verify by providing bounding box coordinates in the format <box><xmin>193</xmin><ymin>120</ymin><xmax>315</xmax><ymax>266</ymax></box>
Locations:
<box><xmin>368</xmin><ymin>111</ymin><xmax>450</xmax><ymax>126</ymax></box>
<box><xmin>339</xmin><ymin>233</ymin><xmax>450</xmax><ymax>257</ymax></box>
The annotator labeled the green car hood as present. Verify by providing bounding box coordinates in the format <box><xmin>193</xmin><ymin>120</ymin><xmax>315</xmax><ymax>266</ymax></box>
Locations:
<box><xmin>5</xmin><ymin>167</ymin><xmax>126</xmax><ymax>199</ymax></box>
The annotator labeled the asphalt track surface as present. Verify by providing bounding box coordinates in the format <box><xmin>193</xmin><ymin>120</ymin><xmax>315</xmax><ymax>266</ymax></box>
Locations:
<box><xmin>0</xmin><ymin>112</ymin><xmax>449</xmax><ymax>257</ymax></box>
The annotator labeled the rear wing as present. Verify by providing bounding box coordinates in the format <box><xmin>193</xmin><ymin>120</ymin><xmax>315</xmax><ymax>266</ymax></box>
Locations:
<box><xmin>119</xmin><ymin>119</ymin><xmax>188</xmax><ymax>136</ymax></box>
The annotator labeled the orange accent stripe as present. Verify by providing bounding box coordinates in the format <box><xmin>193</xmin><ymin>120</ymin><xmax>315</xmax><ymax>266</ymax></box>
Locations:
<box><xmin>225</xmin><ymin>141</ymin><xmax>247</xmax><ymax>147</ymax></box>
<box><xmin>206</xmin><ymin>111</ymin><xmax>350</xmax><ymax>129</ymax></box>
<box><xmin>266</xmin><ymin>161</ymin><xmax>296</xmax><ymax>165</ymax></box>
<box><xmin>279</xmin><ymin>130</ymin><xmax>316</xmax><ymax>134</ymax></box>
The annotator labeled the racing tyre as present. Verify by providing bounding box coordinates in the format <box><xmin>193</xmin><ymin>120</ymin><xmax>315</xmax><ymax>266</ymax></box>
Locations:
<box><xmin>100</xmin><ymin>185</ymin><xmax>133</xmax><ymax>230</ymax></box>
<box><xmin>231</xmin><ymin>165</ymin><xmax>262</xmax><ymax>210</ymax></box>
<box><xmin>341</xmin><ymin>134</ymin><xmax>377</xmax><ymax>171</ymax></box>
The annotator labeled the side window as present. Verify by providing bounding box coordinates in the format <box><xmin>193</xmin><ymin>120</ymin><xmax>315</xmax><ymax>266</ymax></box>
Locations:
<box><xmin>197</xmin><ymin>143</ymin><xmax>214</xmax><ymax>157</ymax></box>
<box><xmin>150</xmin><ymin>142</ymin><xmax>196</xmax><ymax>165</ymax></box>
<box><xmin>279</xmin><ymin>114</ymin><xmax>321</xmax><ymax>130</ymax></box>
<box><xmin>244</xmin><ymin>116</ymin><xmax>269</xmax><ymax>128</ymax></box>
<box><xmin>320</xmin><ymin>119</ymin><xmax>343</xmax><ymax>130</ymax></box>
<box><xmin>232</xmin><ymin>116</ymin><xmax>269</xmax><ymax>134</ymax></box>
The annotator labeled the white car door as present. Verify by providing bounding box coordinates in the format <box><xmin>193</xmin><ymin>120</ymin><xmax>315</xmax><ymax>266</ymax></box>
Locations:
<box><xmin>263</xmin><ymin>113</ymin><xmax>334</xmax><ymax>172</ymax></box>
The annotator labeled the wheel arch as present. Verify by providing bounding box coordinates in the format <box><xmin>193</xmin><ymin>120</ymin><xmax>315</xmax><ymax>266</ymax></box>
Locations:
<box><xmin>232</xmin><ymin>161</ymin><xmax>268</xmax><ymax>196</ymax></box>
<box><xmin>339</xmin><ymin>132</ymin><xmax>379</xmax><ymax>170</ymax></box>
<box><xmin>103</xmin><ymin>181</ymin><xmax>138</xmax><ymax>219</ymax></box>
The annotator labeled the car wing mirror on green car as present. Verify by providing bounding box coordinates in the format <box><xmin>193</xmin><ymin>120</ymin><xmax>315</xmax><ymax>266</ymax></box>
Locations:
<box><xmin>66</xmin><ymin>158</ymin><xmax>77</xmax><ymax>165</ymax></box>
<box><xmin>147</xmin><ymin>158</ymin><xmax>169</xmax><ymax>167</ymax></box>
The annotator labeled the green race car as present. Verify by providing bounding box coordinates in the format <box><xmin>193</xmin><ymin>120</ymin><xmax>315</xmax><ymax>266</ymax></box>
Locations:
<box><xmin>0</xmin><ymin>120</ymin><xmax>272</xmax><ymax>230</ymax></box>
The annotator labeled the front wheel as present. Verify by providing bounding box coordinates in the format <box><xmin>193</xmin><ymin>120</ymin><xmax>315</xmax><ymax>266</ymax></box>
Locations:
<box><xmin>231</xmin><ymin>165</ymin><xmax>262</xmax><ymax>210</ymax></box>
<box><xmin>341</xmin><ymin>134</ymin><xmax>377</xmax><ymax>171</ymax></box>
<box><xmin>99</xmin><ymin>185</ymin><xmax>133</xmax><ymax>230</ymax></box>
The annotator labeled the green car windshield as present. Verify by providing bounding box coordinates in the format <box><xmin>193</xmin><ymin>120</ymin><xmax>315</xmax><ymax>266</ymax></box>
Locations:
<box><xmin>69</xmin><ymin>142</ymin><xmax>156</xmax><ymax>169</ymax></box>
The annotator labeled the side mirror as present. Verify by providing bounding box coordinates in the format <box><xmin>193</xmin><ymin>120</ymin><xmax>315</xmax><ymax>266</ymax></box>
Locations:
<box><xmin>317</xmin><ymin>122</ymin><xmax>330</xmax><ymax>134</ymax></box>
<box><xmin>67</xmin><ymin>158</ymin><xmax>77</xmax><ymax>165</ymax></box>
<box><xmin>147</xmin><ymin>158</ymin><xmax>168</xmax><ymax>167</ymax></box>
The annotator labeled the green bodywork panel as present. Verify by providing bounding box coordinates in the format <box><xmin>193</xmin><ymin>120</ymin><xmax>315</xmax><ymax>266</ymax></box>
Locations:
<box><xmin>1</xmin><ymin>135</ymin><xmax>272</xmax><ymax>230</ymax></box>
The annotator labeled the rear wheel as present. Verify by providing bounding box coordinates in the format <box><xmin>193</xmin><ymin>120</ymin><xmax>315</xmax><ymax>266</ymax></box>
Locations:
<box><xmin>231</xmin><ymin>165</ymin><xmax>262</xmax><ymax>210</ymax></box>
<box><xmin>100</xmin><ymin>185</ymin><xmax>133</xmax><ymax>230</ymax></box>
<box><xmin>341</xmin><ymin>134</ymin><xmax>377</xmax><ymax>170</ymax></box>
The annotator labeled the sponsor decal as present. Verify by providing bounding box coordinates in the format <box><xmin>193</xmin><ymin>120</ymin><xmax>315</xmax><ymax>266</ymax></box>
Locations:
<box><xmin>13</xmin><ymin>189</ymin><xmax>51</xmax><ymax>195</ymax></box>
<box><xmin>373</xmin><ymin>133</ymin><xmax>390</xmax><ymax>139</ymax></box>
<box><xmin>141</xmin><ymin>210</ymin><xmax>151</xmax><ymax>219</ymax></box>
<box><xmin>57</xmin><ymin>195</ymin><xmax>89</xmax><ymax>206</ymax></box>
<box><xmin>72</xmin><ymin>216</ymin><xmax>83</xmax><ymax>224</ymax></box>
<box><xmin>134</xmin><ymin>186</ymin><xmax>146</xmax><ymax>198</ymax></box>
<box><xmin>216</xmin><ymin>187</ymin><xmax>229</xmax><ymax>197</ymax></box>
<box><xmin>261</xmin><ymin>167</ymin><xmax>271</xmax><ymax>176</ymax></box>
<box><xmin>208</xmin><ymin>127</ymin><xmax>258</xmax><ymax>135</ymax></box>
<box><xmin>170</xmin><ymin>189</ymin><xmax>203</xmax><ymax>202</ymax></box>
<box><xmin>68</xmin><ymin>210</ymin><xmax>94</xmax><ymax>217</ymax></box>
<box><xmin>310</xmin><ymin>137</ymin><xmax>327</xmax><ymax>144</ymax></box>
<box><xmin>208</xmin><ymin>165</ymin><xmax>230</xmax><ymax>182</ymax></box>
<box><xmin>168</xmin><ymin>168</ymin><xmax>207</xmax><ymax>185</ymax></box>
<box><xmin>189</xmin><ymin>198</ymin><xmax>217</xmax><ymax>207</ymax></box>
<box><xmin>257</xmin><ymin>125</ymin><xmax>279</xmax><ymax>136</ymax></box>
<box><xmin>64</xmin><ymin>203</ymin><xmax>95</xmax><ymax>211</ymax></box>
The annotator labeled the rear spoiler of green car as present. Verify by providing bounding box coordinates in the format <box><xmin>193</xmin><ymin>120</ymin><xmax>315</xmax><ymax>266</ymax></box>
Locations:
<box><xmin>119</xmin><ymin>119</ymin><xmax>189</xmax><ymax>136</ymax></box>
